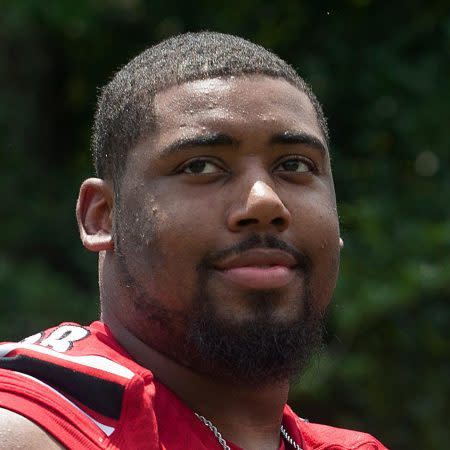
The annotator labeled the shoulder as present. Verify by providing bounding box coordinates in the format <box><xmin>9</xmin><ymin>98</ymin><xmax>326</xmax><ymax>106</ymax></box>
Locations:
<box><xmin>299</xmin><ymin>421</ymin><xmax>388</xmax><ymax>449</ymax></box>
<box><xmin>0</xmin><ymin>407</ymin><xmax>64</xmax><ymax>449</ymax></box>
<box><xmin>0</xmin><ymin>322</ymin><xmax>149</xmax><ymax>449</ymax></box>
<box><xmin>0</xmin><ymin>321</ymin><xmax>135</xmax><ymax>370</ymax></box>
<box><xmin>283</xmin><ymin>406</ymin><xmax>388</xmax><ymax>449</ymax></box>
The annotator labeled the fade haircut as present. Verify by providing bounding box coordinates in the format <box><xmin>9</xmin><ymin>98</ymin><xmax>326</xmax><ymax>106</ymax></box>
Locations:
<box><xmin>92</xmin><ymin>31</ymin><xmax>328</xmax><ymax>191</ymax></box>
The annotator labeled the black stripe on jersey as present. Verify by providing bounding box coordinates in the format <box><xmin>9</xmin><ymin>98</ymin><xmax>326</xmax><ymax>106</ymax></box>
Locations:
<box><xmin>0</xmin><ymin>355</ymin><xmax>124</xmax><ymax>419</ymax></box>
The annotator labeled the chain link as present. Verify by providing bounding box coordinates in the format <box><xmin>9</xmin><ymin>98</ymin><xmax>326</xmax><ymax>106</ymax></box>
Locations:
<box><xmin>195</xmin><ymin>413</ymin><xmax>303</xmax><ymax>450</ymax></box>
<box><xmin>195</xmin><ymin>413</ymin><xmax>231</xmax><ymax>450</ymax></box>
<box><xmin>280</xmin><ymin>425</ymin><xmax>303</xmax><ymax>450</ymax></box>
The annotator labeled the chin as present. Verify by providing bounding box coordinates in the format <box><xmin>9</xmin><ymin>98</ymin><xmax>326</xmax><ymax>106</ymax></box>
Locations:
<box><xmin>185</xmin><ymin>285</ymin><xmax>325</xmax><ymax>385</ymax></box>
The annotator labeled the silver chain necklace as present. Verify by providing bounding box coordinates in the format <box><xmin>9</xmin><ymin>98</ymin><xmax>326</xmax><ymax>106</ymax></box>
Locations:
<box><xmin>195</xmin><ymin>413</ymin><xmax>303</xmax><ymax>450</ymax></box>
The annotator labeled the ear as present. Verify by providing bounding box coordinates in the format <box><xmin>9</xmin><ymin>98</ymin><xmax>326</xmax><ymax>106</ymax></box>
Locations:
<box><xmin>76</xmin><ymin>178</ymin><xmax>114</xmax><ymax>252</ymax></box>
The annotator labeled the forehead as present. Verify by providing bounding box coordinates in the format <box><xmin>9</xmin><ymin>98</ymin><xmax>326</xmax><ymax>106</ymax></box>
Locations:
<box><xmin>153</xmin><ymin>75</ymin><xmax>324</xmax><ymax>141</ymax></box>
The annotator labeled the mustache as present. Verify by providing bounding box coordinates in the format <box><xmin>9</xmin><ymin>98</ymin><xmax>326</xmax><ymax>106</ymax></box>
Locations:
<box><xmin>200</xmin><ymin>233</ymin><xmax>311</xmax><ymax>273</ymax></box>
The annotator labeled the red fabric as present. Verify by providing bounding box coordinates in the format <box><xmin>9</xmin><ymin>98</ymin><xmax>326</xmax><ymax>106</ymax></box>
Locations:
<box><xmin>0</xmin><ymin>322</ymin><xmax>388</xmax><ymax>449</ymax></box>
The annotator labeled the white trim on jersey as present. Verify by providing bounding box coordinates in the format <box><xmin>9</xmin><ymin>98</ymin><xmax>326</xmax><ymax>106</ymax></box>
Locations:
<box><xmin>14</xmin><ymin>371</ymin><xmax>116</xmax><ymax>437</ymax></box>
<box><xmin>0</xmin><ymin>343</ymin><xmax>135</xmax><ymax>380</ymax></box>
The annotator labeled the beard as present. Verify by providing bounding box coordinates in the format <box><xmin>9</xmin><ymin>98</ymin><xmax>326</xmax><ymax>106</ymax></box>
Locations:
<box><xmin>114</xmin><ymin>213</ymin><xmax>326</xmax><ymax>386</ymax></box>
<box><xmin>185</xmin><ymin>273</ymin><xmax>325</xmax><ymax>386</ymax></box>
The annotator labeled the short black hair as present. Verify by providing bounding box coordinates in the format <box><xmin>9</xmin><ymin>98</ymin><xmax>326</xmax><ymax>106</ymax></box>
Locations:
<box><xmin>92</xmin><ymin>31</ymin><xmax>328</xmax><ymax>188</ymax></box>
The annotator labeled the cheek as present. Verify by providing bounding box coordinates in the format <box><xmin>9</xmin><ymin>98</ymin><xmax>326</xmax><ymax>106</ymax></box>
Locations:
<box><xmin>116</xmin><ymin>191</ymin><xmax>160</xmax><ymax>254</ymax></box>
<box><xmin>119</xmin><ymin>192</ymin><xmax>219</xmax><ymax>308</ymax></box>
<box><xmin>290</xmin><ymin>191</ymin><xmax>339</xmax><ymax>242</ymax></box>
<box><xmin>291</xmin><ymin>195</ymin><xmax>340</xmax><ymax>309</ymax></box>
<box><xmin>158</xmin><ymin>189</ymin><xmax>224</xmax><ymax>238</ymax></box>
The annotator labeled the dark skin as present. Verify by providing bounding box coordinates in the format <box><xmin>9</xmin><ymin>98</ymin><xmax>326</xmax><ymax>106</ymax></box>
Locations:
<box><xmin>0</xmin><ymin>408</ymin><xmax>64</xmax><ymax>449</ymax></box>
<box><xmin>0</xmin><ymin>75</ymin><xmax>341</xmax><ymax>449</ymax></box>
<box><xmin>79</xmin><ymin>75</ymin><xmax>341</xmax><ymax>450</ymax></box>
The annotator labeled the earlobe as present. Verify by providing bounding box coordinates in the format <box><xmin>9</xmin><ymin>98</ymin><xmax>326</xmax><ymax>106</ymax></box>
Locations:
<box><xmin>76</xmin><ymin>178</ymin><xmax>114</xmax><ymax>252</ymax></box>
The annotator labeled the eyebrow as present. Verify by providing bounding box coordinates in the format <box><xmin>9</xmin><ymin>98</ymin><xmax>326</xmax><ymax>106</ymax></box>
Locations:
<box><xmin>270</xmin><ymin>131</ymin><xmax>328</xmax><ymax>154</ymax></box>
<box><xmin>158</xmin><ymin>130</ymin><xmax>327</xmax><ymax>158</ymax></box>
<box><xmin>158</xmin><ymin>133</ymin><xmax>236</xmax><ymax>157</ymax></box>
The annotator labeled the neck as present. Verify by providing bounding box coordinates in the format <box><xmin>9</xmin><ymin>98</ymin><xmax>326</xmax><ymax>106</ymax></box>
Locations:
<box><xmin>102</xmin><ymin>308</ymin><xmax>289</xmax><ymax>450</ymax></box>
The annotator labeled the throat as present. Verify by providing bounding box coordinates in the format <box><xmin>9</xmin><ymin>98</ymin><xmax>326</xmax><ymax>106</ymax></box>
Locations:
<box><xmin>101</xmin><ymin>297</ymin><xmax>292</xmax><ymax>449</ymax></box>
<box><xmin>195</xmin><ymin>412</ymin><xmax>304</xmax><ymax>450</ymax></box>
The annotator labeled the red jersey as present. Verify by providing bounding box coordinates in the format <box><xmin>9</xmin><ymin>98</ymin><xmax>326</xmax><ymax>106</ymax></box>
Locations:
<box><xmin>0</xmin><ymin>322</ymin><xmax>388</xmax><ymax>449</ymax></box>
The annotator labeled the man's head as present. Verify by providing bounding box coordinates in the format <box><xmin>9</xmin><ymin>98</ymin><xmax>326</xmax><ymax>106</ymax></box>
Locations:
<box><xmin>77</xmin><ymin>32</ymin><xmax>340</xmax><ymax>386</ymax></box>
<box><xmin>92</xmin><ymin>31</ymin><xmax>328</xmax><ymax>193</ymax></box>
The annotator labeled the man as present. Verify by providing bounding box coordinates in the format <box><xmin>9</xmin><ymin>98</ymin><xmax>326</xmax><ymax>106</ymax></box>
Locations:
<box><xmin>0</xmin><ymin>32</ymin><xmax>387</xmax><ymax>449</ymax></box>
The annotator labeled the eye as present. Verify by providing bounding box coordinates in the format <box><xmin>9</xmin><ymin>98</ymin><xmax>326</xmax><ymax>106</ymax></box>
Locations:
<box><xmin>179</xmin><ymin>159</ymin><xmax>223</xmax><ymax>175</ymax></box>
<box><xmin>274</xmin><ymin>157</ymin><xmax>314</xmax><ymax>173</ymax></box>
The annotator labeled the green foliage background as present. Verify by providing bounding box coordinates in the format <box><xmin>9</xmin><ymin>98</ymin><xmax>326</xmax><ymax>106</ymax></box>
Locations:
<box><xmin>1</xmin><ymin>1</ymin><xmax>449</xmax><ymax>448</ymax></box>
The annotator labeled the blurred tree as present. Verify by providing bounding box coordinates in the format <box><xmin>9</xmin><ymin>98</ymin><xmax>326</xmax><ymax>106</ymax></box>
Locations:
<box><xmin>0</xmin><ymin>1</ymin><xmax>449</xmax><ymax>448</ymax></box>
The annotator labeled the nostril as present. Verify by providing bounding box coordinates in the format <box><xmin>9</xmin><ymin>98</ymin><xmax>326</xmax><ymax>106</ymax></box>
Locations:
<box><xmin>271</xmin><ymin>217</ymin><xmax>285</xmax><ymax>227</ymax></box>
<box><xmin>237</xmin><ymin>218</ymin><xmax>258</xmax><ymax>227</ymax></box>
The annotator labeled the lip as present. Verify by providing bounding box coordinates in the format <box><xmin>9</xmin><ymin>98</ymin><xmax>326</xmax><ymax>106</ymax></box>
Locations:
<box><xmin>213</xmin><ymin>248</ymin><xmax>298</xmax><ymax>289</ymax></box>
<box><xmin>214</xmin><ymin>248</ymin><xmax>297</xmax><ymax>270</ymax></box>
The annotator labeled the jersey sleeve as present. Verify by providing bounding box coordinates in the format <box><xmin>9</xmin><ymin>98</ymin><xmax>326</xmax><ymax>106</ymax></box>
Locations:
<box><xmin>0</xmin><ymin>368</ymin><xmax>109</xmax><ymax>449</ymax></box>
<box><xmin>0</xmin><ymin>323</ymin><xmax>160</xmax><ymax>450</ymax></box>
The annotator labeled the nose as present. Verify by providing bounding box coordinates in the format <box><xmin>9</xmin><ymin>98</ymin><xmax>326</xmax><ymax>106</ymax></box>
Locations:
<box><xmin>227</xmin><ymin>181</ymin><xmax>291</xmax><ymax>233</ymax></box>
